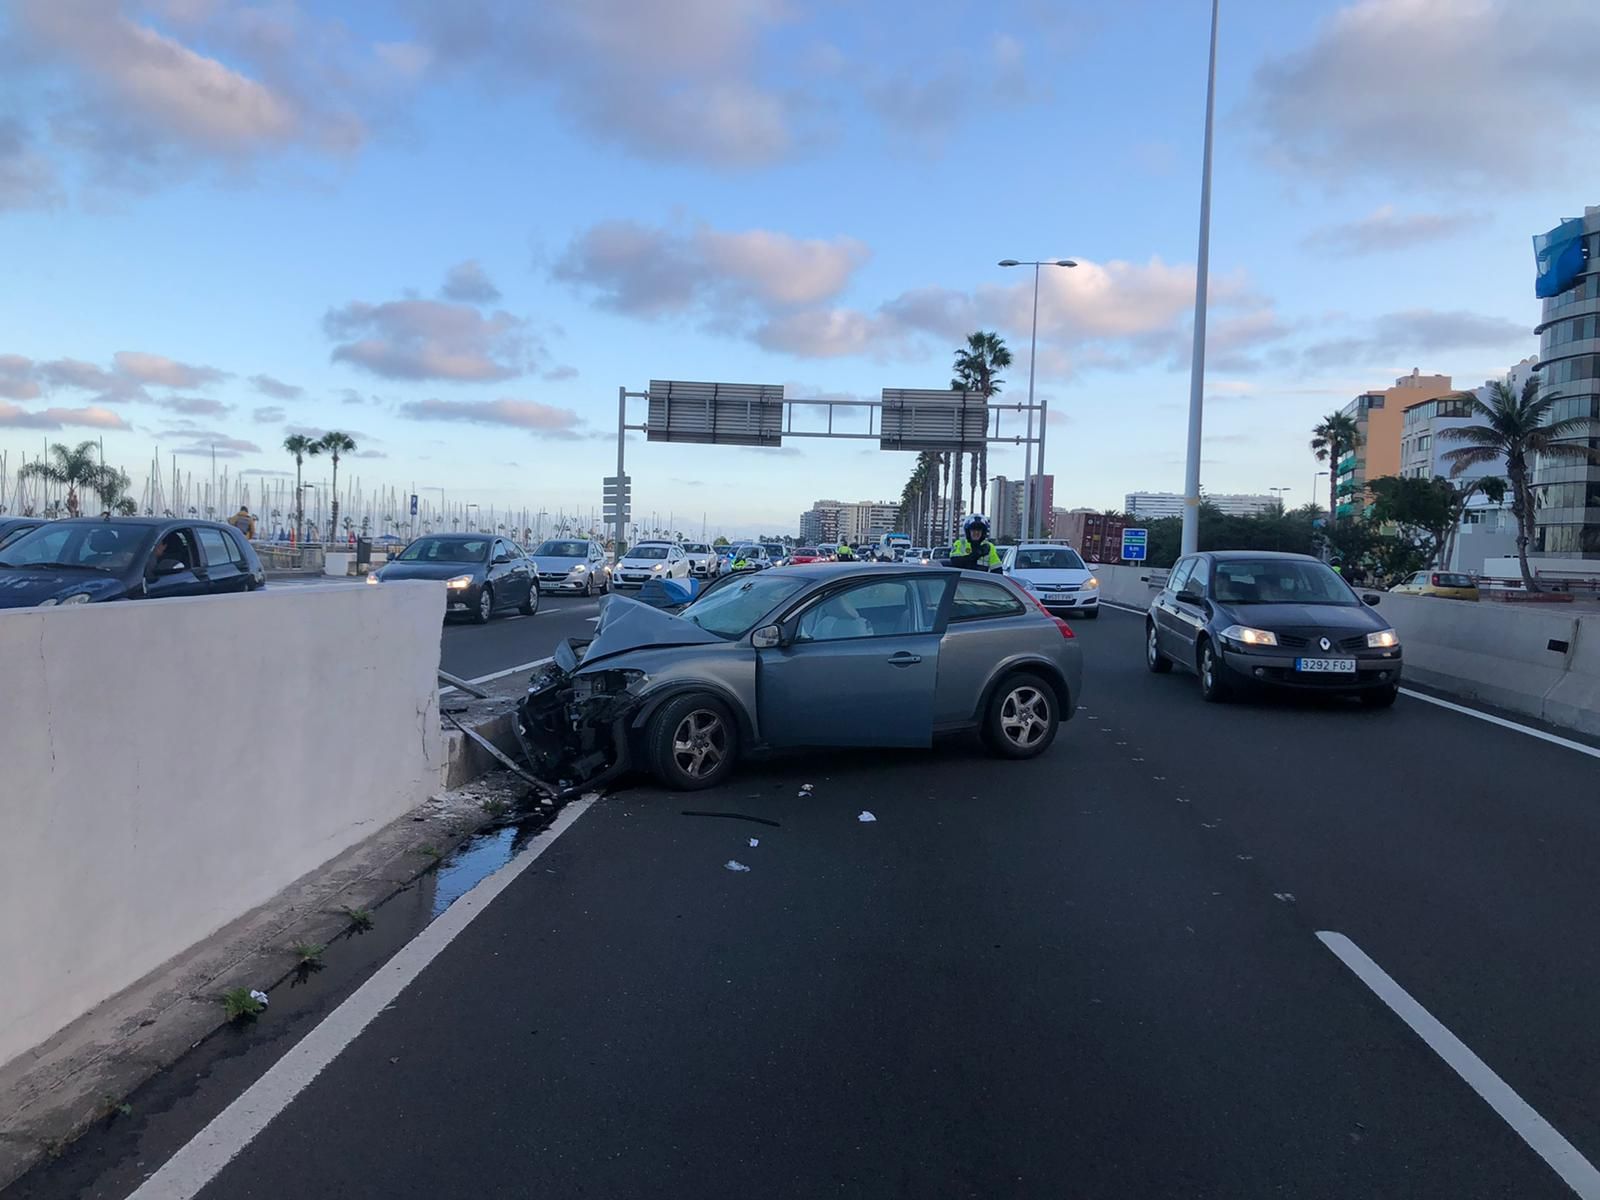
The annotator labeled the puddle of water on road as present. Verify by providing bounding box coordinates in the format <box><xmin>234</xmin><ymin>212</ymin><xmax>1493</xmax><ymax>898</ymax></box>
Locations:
<box><xmin>427</xmin><ymin>803</ymin><xmax>567</xmax><ymax>918</ymax></box>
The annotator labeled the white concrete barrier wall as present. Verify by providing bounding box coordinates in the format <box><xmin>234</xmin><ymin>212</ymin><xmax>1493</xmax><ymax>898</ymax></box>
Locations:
<box><xmin>0</xmin><ymin>581</ymin><xmax>445</xmax><ymax>1070</ymax></box>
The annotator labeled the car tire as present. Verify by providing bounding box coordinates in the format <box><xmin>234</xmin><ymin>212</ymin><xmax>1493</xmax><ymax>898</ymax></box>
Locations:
<box><xmin>1079</xmin><ymin>607</ymin><xmax>1100</xmax><ymax>619</ymax></box>
<box><xmin>647</xmin><ymin>693</ymin><xmax>739</xmax><ymax>791</ymax></box>
<box><xmin>519</xmin><ymin>586</ymin><xmax>538</xmax><ymax>616</ymax></box>
<box><xmin>1146</xmin><ymin>622</ymin><xmax>1172</xmax><ymax>674</ymax></box>
<box><xmin>473</xmin><ymin>585</ymin><xmax>493</xmax><ymax>625</ymax></box>
<box><xmin>1360</xmin><ymin>685</ymin><xmax>1399</xmax><ymax>709</ymax></box>
<box><xmin>586</xmin><ymin>572</ymin><xmax>597</xmax><ymax>597</ymax></box>
<box><xmin>983</xmin><ymin>672</ymin><xmax>1060</xmax><ymax>760</ymax></box>
<box><xmin>1197</xmin><ymin>638</ymin><xmax>1232</xmax><ymax>702</ymax></box>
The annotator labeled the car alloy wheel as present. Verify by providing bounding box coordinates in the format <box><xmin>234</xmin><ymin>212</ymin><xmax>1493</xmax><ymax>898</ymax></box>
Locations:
<box><xmin>1199</xmin><ymin>639</ymin><xmax>1230</xmax><ymax>702</ymax></box>
<box><xmin>1147</xmin><ymin>623</ymin><xmax>1172</xmax><ymax>674</ymax></box>
<box><xmin>672</xmin><ymin>709</ymin><xmax>727</xmax><ymax>781</ymax></box>
<box><xmin>475</xmin><ymin>587</ymin><xmax>493</xmax><ymax>624</ymax></box>
<box><xmin>999</xmin><ymin>685</ymin><xmax>1050</xmax><ymax>749</ymax></box>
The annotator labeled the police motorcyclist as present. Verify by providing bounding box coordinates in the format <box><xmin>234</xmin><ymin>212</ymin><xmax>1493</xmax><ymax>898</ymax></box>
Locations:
<box><xmin>835</xmin><ymin>542</ymin><xmax>857</xmax><ymax>562</ymax></box>
<box><xmin>731</xmin><ymin>548</ymin><xmax>752</xmax><ymax>571</ymax></box>
<box><xmin>950</xmin><ymin>513</ymin><xmax>1002</xmax><ymax>570</ymax></box>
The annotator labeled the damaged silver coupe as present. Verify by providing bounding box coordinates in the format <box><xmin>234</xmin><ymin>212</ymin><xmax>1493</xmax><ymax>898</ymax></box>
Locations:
<box><xmin>515</xmin><ymin>563</ymin><xmax>1084</xmax><ymax>792</ymax></box>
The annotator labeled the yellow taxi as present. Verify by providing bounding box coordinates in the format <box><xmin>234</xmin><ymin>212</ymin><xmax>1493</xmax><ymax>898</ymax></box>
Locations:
<box><xmin>1390</xmin><ymin>569</ymin><xmax>1480</xmax><ymax>601</ymax></box>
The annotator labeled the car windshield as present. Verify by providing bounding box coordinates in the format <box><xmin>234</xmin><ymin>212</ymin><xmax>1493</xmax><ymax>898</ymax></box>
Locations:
<box><xmin>794</xmin><ymin>547</ymin><xmax>818</xmax><ymax>556</ymax></box>
<box><xmin>0</xmin><ymin>525</ymin><xmax>39</xmax><ymax>552</ymax></box>
<box><xmin>763</xmin><ymin>544</ymin><xmax>784</xmax><ymax>555</ymax></box>
<box><xmin>396</xmin><ymin>538</ymin><xmax>489</xmax><ymax>563</ymax></box>
<box><xmin>535</xmin><ymin>540</ymin><xmax>587</xmax><ymax>557</ymax></box>
<box><xmin>682</xmin><ymin>574</ymin><xmax>806</xmax><ymax>639</ymax></box>
<box><xmin>682</xmin><ymin>543</ymin><xmax>710</xmax><ymax>554</ymax></box>
<box><xmin>734</xmin><ymin>546</ymin><xmax>759</xmax><ymax>557</ymax></box>
<box><xmin>1212</xmin><ymin>559</ymin><xmax>1356</xmax><ymax>605</ymax></box>
<box><xmin>0</xmin><ymin>523</ymin><xmax>150</xmax><ymax>572</ymax></box>
<box><xmin>629</xmin><ymin>545</ymin><xmax>671</xmax><ymax>560</ymax></box>
<box><xmin>1014</xmin><ymin>548</ymin><xmax>1086</xmax><ymax>570</ymax></box>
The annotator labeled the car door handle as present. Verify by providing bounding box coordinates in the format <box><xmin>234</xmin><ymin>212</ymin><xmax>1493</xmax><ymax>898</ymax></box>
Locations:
<box><xmin>886</xmin><ymin>652</ymin><xmax>922</xmax><ymax>666</ymax></box>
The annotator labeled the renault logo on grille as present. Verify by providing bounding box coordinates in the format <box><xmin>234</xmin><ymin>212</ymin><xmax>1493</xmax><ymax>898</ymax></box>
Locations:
<box><xmin>1319</xmin><ymin>636</ymin><xmax>1331</xmax><ymax>651</ymax></box>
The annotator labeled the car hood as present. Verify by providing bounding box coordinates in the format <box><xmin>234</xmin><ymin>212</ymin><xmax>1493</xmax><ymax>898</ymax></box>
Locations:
<box><xmin>530</xmin><ymin>555</ymin><xmax>584</xmax><ymax>572</ymax></box>
<box><xmin>0</xmin><ymin>568</ymin><xmax>128</xmax><ymax>607</ymax></box>
<box><xmin>1220</xmin><ymin>602</ymin><xmax>1382</xmax><ymax>631</ymax></box>
<box><xmin>617</xmin><ymin>558</ymin><xmax>669</xmax><ymax>570</ymax></box>
<box><xmin>380</xmin><ymin>561</ymin><xmax>482</xmax><ymax>581</ymax></box>
<box><xmin>1012</xmin><ymin>568</ymin><xmax>1092</xmax><ymax>584</ymax></box>
<box><xmin>574</xmin><ymin>594</ymin><xmax>726</xmax><ymax>670</ymax></box>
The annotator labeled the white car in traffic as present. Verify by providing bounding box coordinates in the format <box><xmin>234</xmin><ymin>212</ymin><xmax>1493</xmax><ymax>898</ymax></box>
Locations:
<box><xmin>1001</xmin><ymin>543</ymin><xmax>1100</xmax><ymax>618</ymax></box>
<box><xmin>680</xmin><ymin>542</ymin><xmax>723</xmax><ymax>579</ymax></box>
<box><xmin>613</xmin><ymin>542</ymin><xmax>691</xmax><ymax>589</ymax></box>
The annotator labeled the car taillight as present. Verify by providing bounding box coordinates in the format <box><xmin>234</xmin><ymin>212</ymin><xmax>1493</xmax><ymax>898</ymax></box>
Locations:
<box><xmin>1024</xmin><ymin>589</ymin><xmax>1074</xmax><ymax>638</ymax></box>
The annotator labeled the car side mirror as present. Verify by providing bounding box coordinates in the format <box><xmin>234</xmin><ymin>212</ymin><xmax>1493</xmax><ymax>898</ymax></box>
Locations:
<box><xmin>1363</xmin><ymin>594</ymin><xmax>1381</xmax><ymax>606</ymax></box>
<box><xmin>1177</xmin><ymin>588</ymin><xmax>1203</xmax><ymax>605</ymax></box>
<box><xmin>493</xmin><ymin>554</ymin><xmax>511</xmax><ymax>564</ymax></box>
<box><xmin>752</xmin><ymin>624</ymin><xmax>782</xmax><ymax>649</ymax></box>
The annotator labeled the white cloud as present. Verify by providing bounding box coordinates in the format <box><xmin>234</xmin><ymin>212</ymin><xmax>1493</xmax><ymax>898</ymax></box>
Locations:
<box><xmin>252</xmin><ymin>405</ymin><xmax>285</xmax><ymax>423</ymax></box>
<box><xmin>158</xmin><ymin>395</ymin><xmax>231</xmax><ymax>415</ymax></box>
<box><xmin>1302</xmin><ymin>206</ymin><xmax>1485</xmax><ymax>256</ymax></box>
<box><xmin>250</xmin><ymin>373</ymin><xmax>302</xmax><ymax>399</ymax></box>
<box><xmin>396</xmin><ymin>397</ymin><xmax>585</xmax><ymax>438</ymax></box>
<box><xmin>413</xmin><ymin>0</ymin><xmax>797</xmax><ymax>166</ymax></box>
<box><xmin>0</xmin><ymin>354</ymin><xmax>42</xmax><ymax>400</ymax></box>
<box><xmin>324</xmin><ymin>297</ymin><xmax>537</xmax><ymax>382</ymax></box>
<box><xmin>1300</xmin><ymin>307</ymin><xmax>1531</xmax><ymax>369</ymax></box>
<box><xmin>0</xmin><ymin>401</ymin><xmax>129</xmax><ymax>430</ymax></box>
<box><xmin>114</xmin><ymin>350</ymin><xmax>228</xmax><ymax>387</ymax></box>
<box><xmin>440</xmin><ymin>259</ymin><xmax>501</xmax><ymax>304</ymax></box>
<box><xmin>1247</xmin><ymin>0</ymin><xmax>1600</xmax><ymax>188</ymax></box>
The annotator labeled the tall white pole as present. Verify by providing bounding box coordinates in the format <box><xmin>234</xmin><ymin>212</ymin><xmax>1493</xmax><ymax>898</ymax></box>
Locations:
<box><xmin>1020</xmin><ymin>262</ymin><xmax>1040</xmax><ymax>543</ymax></box>
<box><xmin>1181</xmin><ymin>0</ymin><xmax>1219</xmax><ymax>557</ymax></box>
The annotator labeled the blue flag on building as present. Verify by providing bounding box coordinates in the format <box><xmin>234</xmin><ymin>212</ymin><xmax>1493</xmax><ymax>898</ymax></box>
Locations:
<box><xmin>1534</xmin><ymin>218</ymin><xmax>1587</xmax><ymax>298</ymax></box>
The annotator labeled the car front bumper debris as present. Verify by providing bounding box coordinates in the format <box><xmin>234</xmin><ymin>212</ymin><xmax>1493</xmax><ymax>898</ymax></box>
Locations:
<box><xmin>513</xmin><ymin>644</ymin><xmax>646</xmax><ymax>795</ymax></box>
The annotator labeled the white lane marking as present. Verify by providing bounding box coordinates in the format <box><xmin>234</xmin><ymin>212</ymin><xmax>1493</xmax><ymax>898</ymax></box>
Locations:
<box><xmin>1098</xmin><ymin>603</ymin><xmax>1600</xmax><ymax>761</ymax></box>
<box><xmin>1317</xmin><ymin>931</ymin><xmax>1600</xmax><ymax>1200</ymax></box>
<box><xmin>130</xmin><ymin>796</ymin><xmax>598</xmax><ymax>1200</ymax></box>
<box><xmin>438</xmin><ymin>656</ymin><xmax>553</xmax><ymax>697</ymax></box>
<box><xmin>1398</xmin><ymin>689</ymin><xmax>1600</xmax><ymax>762</ymax></box>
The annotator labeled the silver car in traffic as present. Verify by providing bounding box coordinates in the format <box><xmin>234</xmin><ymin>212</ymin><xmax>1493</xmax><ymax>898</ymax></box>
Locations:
<box><xmin>515</xmin><ymin>563</ymin><xmax>1083</xmax><ymax>791</ymax></box>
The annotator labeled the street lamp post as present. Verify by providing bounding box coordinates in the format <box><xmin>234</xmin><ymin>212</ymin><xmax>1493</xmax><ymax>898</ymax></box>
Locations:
<box><xmin>1181</xmin><ymin>0</ymin><xmax>1221</xmax><ymax>557</ymax></box>
<box><xmin>465</xmin><ymin>503</ymin><xmax>479</xmax><ymax>532</ymax></box>
<box><xmin>1313</xmin><ymin>470</ymin><xmax>1329</xmax><ymax>513</ymax></box>
<box><xmin>1269</xmin><ymin>486</ymin><xmax>1292</xmax><ymax>511</ymax></box>
<box><xmin>999</xmin><ymin>258</ymin><xmax>1077</xmax><ymax>540</ymax></box>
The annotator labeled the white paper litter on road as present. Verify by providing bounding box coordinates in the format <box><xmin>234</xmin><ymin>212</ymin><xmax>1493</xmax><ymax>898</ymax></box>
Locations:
<box><xmin>725</xmin><ymin>860</ymin><xmax>752</xmax><ymax>872</ymax></box>
<box><xmin>249</xmin><ymin>989</ymin><xmax>269</xmax><ymax>1008</ymax></box>
<box><xmin>858</xmin><ymin>811</ymin><xmax>876</xmax><ymax>823</ymax></box>
<box><xmin>748</xmin><ymin>837</ymin><xmax>760</xmax><ymax>847</ymax></box>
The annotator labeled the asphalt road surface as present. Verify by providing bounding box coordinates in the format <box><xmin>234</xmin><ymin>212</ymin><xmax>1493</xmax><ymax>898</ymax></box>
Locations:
<box><xmin>438</xmin><ymin>592</ymin><xmax>602</xmax><ymax>679</ymax></box>
<box><xmin>18</xmin><ymin>606</ymin><xmax>1600</xmax><ymax>1199</ymax></box>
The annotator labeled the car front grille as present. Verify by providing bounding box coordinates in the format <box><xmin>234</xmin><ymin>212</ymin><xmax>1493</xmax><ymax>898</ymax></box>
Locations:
<box><xmin>1338</xmin><ymin>634</ymin><xmax>1369</xmax><ymax>652</ymax></box>
<box><xmin>1276</xmin><ymin>633</ymin><xmax>1310</xmax><ymax>649</ymax></box>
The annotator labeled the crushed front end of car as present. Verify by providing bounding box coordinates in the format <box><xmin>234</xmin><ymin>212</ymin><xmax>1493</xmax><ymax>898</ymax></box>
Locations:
<box><xmin>514</xmin><ymin>641</ymin><xmax>648</xmax><ymax>796</ymax></box>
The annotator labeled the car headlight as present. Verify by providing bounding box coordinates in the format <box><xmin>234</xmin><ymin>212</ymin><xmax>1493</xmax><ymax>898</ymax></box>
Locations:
<box><xmin>1085</xmin><ymin>576</ymin><xmax>1100</xmax><ymax>589</ymax></box>
<box><xmin>1220</xmin><ymin>623</ymin><xmax>1278</xmax><ymax>647</ymax></box>
<box><xmin>37</xmin><ymin>597</ymin><xmax>59</xmax><ymax>607</ymax></box>
<box><xmin>445</xmin><ymin>574</ymin><xmax>474</xmax><ymax>589</ymax></box>
<box><xmin>61</xmin><ymin>593</ymin><xmax>90</xmax><ymax>605</ymax></box>
<box><xmin>652</xmin><ymin>563</ymin><xmax>664</xmax><ymax>571</ymax></box>
<box><xmin>1367</xmin><ymin>628</ymin><xmax>1400</xmax><ymax>649</ymax></box>
<box><xmin>1015</xmin><ymin>576</ymin><xmax>1037</xmax><ymax>591</ymax></box>
<box><xmin>366</xmin><ymin>573</ymin><xmax>380</xmax><ymax>585</ymax></box>
<box><xmin>570</xmin><ymin>563</ymin><xmax>587</xmax><ymax>574</ymax></box>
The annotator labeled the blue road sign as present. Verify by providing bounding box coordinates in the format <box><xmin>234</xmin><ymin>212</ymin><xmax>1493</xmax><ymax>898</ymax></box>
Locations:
<box><xmin>409</xmin><ymin>493</ymin><xmax>418</xmax><ymax>516</ymax></box>
<box><xmin>1121</xmin><ymin>527</ymin><xmax>1148</xmax><ymax>562</ymax></box>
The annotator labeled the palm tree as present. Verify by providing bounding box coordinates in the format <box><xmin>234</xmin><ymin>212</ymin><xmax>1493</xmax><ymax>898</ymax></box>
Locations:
<box><xmin>311</xmin><ymin>432</ymin><xmax>357</xmax><ymax>546</ymax></box>
<box><xmin>952</xmin><ymin>331</ymin><xmax>1012</xmax><ymax>513</ymax></box>
<box><xmin>1310</xmin><ymin>412</ymin><xmax>1362</xmax><ymax>519</ymax></box>
<box><xmin>1440</xmin><ymin>376</ymin><xmax>1600</xmax><ymax>592</ymax></box>
<box><xmin>19</xmin><ymin>441</ymin><xmax>118</xmax><ymax>517</ymax></box>
<box><xmin>283</xmin><ymin>434</ymin><xmax>314</xmax><ymax>542</ymax></box>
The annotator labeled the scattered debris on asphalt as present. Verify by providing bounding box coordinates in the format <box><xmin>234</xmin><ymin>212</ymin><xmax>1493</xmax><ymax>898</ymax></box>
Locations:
<box><xmin>249</xmin><ymin>989</ymin><xmax>269</xmax><ymax>1008</ymax></box>
<box><xmin>858</xmin><ymin>811</ymin><xmax>876</xmax><ymax>823</ymax></box>
<box><xmin>748</xmin><ymin>837</ymin><xmax>760</xmax><ymax>847</ymax></box>
<box><xmin>725</xmin><ymin>860</ymin><xmax>752</xmax><ymax>872</ymax></box>
<box><xmin>1273</xmin><ymin>892</ymin><xmax>1296</xmax><ymax>903</ymax></box>
<box><xmin>681</xmin><ymin>810</ymin><xmax>782</xmax><ymax>827</ymax></box>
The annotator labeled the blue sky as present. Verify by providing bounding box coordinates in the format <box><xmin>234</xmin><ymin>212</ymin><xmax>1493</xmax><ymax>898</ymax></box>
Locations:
<box><xmin>2</xmin><ymin>0</ymin><xmax>1597</xmax><ymax>537</ymax></box>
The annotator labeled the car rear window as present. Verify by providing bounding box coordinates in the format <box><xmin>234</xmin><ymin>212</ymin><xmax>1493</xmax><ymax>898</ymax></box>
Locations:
<box><xmin>1435</xmin><ymin>572</ymin><xmax>1473</xmax><ymax>588</ymax></box>
<box><xmin>950</xmin><ymin>579</ymin><xmax>1026</xmax><ymax>621</ymax></box>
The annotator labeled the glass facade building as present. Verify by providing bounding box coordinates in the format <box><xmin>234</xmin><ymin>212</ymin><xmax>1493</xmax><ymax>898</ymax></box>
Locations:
<box><xmin>1533</xmin><ymin>207</ymin><xmax>1600</xmax><ymax>558</ymax></box>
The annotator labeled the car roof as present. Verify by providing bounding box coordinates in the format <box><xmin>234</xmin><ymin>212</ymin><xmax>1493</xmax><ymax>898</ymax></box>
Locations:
<box><xmin>765</xmin><ymin>562</ymin><xmax>966</xmax><ymax>582</ymax></box>
<box><xmin>31</xmin><ymin>517</ymin><xmax>235</xmax><ymax>531</ymax></box>
<box><xmin>1201</xmin><ymin>549</ymin><xmax>1321</xmax><ymax>562</ymax></box>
